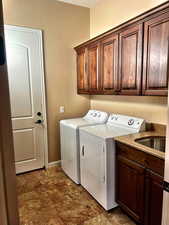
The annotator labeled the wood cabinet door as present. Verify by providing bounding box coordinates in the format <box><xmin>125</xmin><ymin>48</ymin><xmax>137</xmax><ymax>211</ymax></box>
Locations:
<box><xmin>143</xmin><ymin>13</ymin><xmax>169</xmax><ymax>96</ymax></box>
<box><xmin>118</xmin><ymin>24</ymin><xmax>143</xmax><ymax>95</ymax></box>
<box><xmin>144</xmin><ymin>171</ymin><xmax>164</xmax><ymax>225</ymax></box>
<box><xmin>116</xmin><ymin>156</ymin><xmax>145</xmax><ymax>223</ymax></box>
<box><xmin>88</xmin><ymin>42</ymin><xmax>102</xmax><ymax>94</ymax></box>
<box><xmin>76</xmin><ymin>47</ymin><xmax>89</xmax><ymax>94</ymax></box>
<box><xmin>100</xmin><ymin>34</ymin><xmax>119</xmax><ymax>94</ymax></box>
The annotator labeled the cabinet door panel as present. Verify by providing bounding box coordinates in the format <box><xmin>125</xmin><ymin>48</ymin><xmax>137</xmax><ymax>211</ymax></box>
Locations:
<box><xmin>116</xmin><ymin>156</ymin><xmax>145</xmax><ymax>223</ymax></box>
<box><xmin>119</xmin><ymin>24</ymin><xmax>143</xmax><ymax>95</ymax></box>
<box><xmin>145</xmin><ymin>171</ymin><xmax>163</xmax><ymax>225</ymax></box>
<box><xmin>101</xmin><ymin>34</ymin><xmax>118</xmax><ymax>94</ymax></box>
<box><xmin>77</xmin><ymin>48</ymin><xmax>88</xmax><ymax>94</ymax></box>
<box><xmin>143</xmin><ymin>13</ymin><xmax>169</xmax><ymax>96</ymax></box>
<box><xmin>88</xmin><ymin>42</ymin><xmax>101</xmax><ymax>94</ymax></box>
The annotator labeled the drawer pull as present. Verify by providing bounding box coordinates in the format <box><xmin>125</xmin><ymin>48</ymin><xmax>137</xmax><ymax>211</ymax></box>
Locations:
<box><xmin>144</xmin><ymin>159</ymin><xmax>149</xmax><ymax>165</ymax></box>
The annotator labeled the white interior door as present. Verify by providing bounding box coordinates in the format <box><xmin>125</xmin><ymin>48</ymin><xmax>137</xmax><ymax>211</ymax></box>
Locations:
<box><xmin>5</xmin><ymin>25</ymin><xmax>48</xmax><ymax>174</ymax></box>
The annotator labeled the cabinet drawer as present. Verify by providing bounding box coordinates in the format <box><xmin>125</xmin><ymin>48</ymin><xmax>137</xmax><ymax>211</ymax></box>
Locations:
<box><xmin>116</xmin><ymin>142</ymin><xmax>164</xmax><ymax>176</ymax></box>
<box><xmin>145</xmin><ymin>154</ymin><xmax>164</xmax><ymax>177</ymax></box>
<box><xmin>116</xmin><ymin>142</ymin><xmax>146</xmax><ymax>166</ymax></box>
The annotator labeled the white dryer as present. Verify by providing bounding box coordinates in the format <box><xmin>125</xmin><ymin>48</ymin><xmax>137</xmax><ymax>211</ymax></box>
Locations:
<box><xmin>60</xmin><ymin>110</ymin><xmax>109</xmax><ymax>184</ymax></box>
<box><xmin>79</xmin><ymin>114</ymin><xmax>145</xmax><ymax>210</ymax></box>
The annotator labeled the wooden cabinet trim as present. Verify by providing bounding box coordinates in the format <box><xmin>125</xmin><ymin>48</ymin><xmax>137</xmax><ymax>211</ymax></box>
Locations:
<box><xmin>100</xmin><ymin>34</ymin><xmax>119</xmax><ymax>94</ymax></box>
<box><xmin>76</xmin><ymin>47</ymin><xmax>89</xmax><ymax>94</ymax></box>
<box><xmin>118</xmin><ymin>23</ymin><xmax>143</xmax><ymax>95</ymax></box>
<box><xmin>87</xmin><ymin>41</ymin><xmax>103</xmax><ymax>94</ymax></box>
<box><xmin>142</xmin><ymin>12</ymin><xmax>169</xmax><ymax>96</ymax></box>
<box><xmin>117</xmin><ymin>155</ymin><xmax>145</xmax><ymax>172</ymax></box>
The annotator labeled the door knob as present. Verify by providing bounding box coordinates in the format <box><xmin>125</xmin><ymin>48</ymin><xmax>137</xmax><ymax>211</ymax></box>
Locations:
<box><xmin>37</xmin><ymin>112</ymin><xmax>42</xmax><ymax>116</ymax></box>
<box><xmin>35</xmin><ymin>119</ymin><xmax>42</xmax><ymax>124</ymax></box>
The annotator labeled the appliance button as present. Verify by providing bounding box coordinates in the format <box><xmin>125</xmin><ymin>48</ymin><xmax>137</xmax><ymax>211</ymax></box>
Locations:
<box><xmin>128</xmin><ymin>119</ymin><xmax>134</xmax><ymax>126</ymax></box>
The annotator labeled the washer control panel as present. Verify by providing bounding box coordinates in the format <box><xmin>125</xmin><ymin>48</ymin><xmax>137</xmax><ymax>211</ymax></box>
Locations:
<box><xmin>84</xmin><ymin>110</ymin><xmax>109</xmax><ymax>123</ymax></box>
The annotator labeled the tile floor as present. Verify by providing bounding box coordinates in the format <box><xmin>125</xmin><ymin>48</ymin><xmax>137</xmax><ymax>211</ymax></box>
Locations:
<box><xmin>17</xmin><ymin>166</ymin><xmax>136</xmax><ymax>225</ymax></box>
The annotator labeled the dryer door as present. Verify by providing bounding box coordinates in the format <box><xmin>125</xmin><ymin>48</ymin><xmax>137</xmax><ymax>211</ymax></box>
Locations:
<box><xmin>80</xmin><ymin>131</ymin><xmax>106</xmax><ymax>208</ymax></box>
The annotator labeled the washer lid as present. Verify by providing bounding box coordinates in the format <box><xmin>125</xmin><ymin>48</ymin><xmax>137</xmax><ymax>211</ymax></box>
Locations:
<box><xmin>60</xmin><ymin>118</ymin><xmax>100</xmax><ymax>129</ymax></box>
<box><xmin>60</xmin><ymin>110</ymin><xmax>109</xmax><ymax>128</ymax></box>
<box><xmin>80</xmin><ymin>124</ymin><xmax>139</xmax><ymax>139</ymax></box>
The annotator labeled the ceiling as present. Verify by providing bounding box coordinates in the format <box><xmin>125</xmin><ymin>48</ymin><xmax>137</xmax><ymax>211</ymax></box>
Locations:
<box><xmin>56</xmin><ymin>0</ymin><xmax>100</xmax><ymax>8</ymax></box>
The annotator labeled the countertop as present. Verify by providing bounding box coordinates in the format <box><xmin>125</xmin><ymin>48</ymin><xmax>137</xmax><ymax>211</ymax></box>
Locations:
<box><xmin>115</xmin><ymin>124</ymin><xmax>166</xmax><ymax>160</ymax></box>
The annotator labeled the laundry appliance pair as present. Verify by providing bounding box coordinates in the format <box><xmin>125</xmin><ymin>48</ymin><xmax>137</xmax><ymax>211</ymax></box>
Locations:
<box><xmin>60</xmin><ymin>110</ymin><xmax>145</xmax><ymax>210</ymax></box>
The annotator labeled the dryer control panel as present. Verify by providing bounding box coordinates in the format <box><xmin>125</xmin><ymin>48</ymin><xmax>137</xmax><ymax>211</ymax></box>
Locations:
<box><xmin>107</xmin><ymin>114</ymin><xmax>145</xmax><ymax>132</ymax></box>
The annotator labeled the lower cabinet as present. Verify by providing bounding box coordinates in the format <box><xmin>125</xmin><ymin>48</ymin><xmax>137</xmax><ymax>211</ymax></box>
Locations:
<box><xmin>144</xmin><ymin>171</ymin><xmax>164</xmax><ymax>225</ymax></box>
<box><xmin>116</xmin><ymin>142</ymin><xmax>164</xmax><ymax>225</ymax></box>
<box><xmin>117</xmin><ymin>156</ymin><xmax>145</xmax><ymax>223</ymax></box>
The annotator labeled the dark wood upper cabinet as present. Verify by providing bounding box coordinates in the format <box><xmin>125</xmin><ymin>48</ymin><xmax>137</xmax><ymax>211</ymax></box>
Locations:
<box><xmin>100</xmin><ymin>34</ymin><xmax>119</xmax><ymax>94</ymax></box>
<box><xmin>117</xmin><ymin>156</ymin><xmax>145</xmax><ymax>223</ymax></box>
<box><xmin>75</xmin><ymin>2</ymin><xmax>169</xmax><ymax>96</ymax></box>
<box><xmin>118</xmin><ymin>24</ymin><xmax>143</xmax><ymax>95</ymax></box>
<box><xmin>143</xmin><ymin>12</ymin><xmax>169</xmax><ymax>96</ymax></box>
<box><xmin>76</xmin><ymin>47</ymin><xmax>89</xmax><ymax>94</ymax></box>
<box><xmin>88</xmin><ymin>42</ymin><xmax>102</xmax><ymax>94</ymax></box>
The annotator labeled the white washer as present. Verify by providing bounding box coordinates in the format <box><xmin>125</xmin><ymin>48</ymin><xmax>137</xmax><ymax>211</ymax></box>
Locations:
<box><xmin>79</xmin><ymin>114</ymin><xmax>145</xmax><ymax>210</ymax></box>
<box><xmin>60</xmin><ymin>110</ymin><xmax>109</xmax><ymax>184</ymax></box>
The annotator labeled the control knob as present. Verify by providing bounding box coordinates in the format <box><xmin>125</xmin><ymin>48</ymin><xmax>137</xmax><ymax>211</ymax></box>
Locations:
<box><xmin>128</xmin><ymin>119</ymin><xmax>134</xmax><ymax>126</ymax></box>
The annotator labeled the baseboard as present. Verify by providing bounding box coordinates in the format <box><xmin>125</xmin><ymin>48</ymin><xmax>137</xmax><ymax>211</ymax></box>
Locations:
<box><xmin>48</xmin><ymin>160</ymin><xmax>61</xmax><ymax>168</ymax></box>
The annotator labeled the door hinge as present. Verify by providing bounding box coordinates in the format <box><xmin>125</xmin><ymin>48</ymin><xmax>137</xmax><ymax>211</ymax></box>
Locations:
<box><xmin>163</xmin><ymin>181</ymin><xmax>169</xmax><ymax>193</ymax></box>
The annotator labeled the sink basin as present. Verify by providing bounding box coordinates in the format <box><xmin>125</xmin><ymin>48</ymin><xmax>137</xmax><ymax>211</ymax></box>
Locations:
<box><xmin>135</xmin><ymin>136</ymin><xmax>166</xmax><ymax>152</ymax></box>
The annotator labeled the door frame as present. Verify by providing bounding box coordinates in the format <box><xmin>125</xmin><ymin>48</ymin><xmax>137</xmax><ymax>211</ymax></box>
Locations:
<box><xmin>0</xmin><ymin>151</ymin><xmax>8</xmax><ymax>225</ymax></box>
<box><xmin>162</xmin><ymin>86</ymin><xmax>169</xmax><ymax>225</ymax></box>
<box><xmin>4</xmin><ymin>25</ymin><xmax>49</xmax><ymax>170</ymax></box>
<box><xmin>0</xmin><ymin>1</ymin><xmax>19</xmax><ymax>221</ymax></box>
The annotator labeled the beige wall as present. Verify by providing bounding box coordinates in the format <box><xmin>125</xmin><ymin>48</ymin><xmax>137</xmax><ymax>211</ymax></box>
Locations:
<box><xmin>91</xmin><ymin>96</ymin><xmax>167</xmax><ymax>124</ymax></box>
<box><xmin>3</xmin><ymin>0</ymin><xmax>90</xmax><ymax>162</ymax></box>
<box><xmin>90</xmin><ymin>0</ymin><xmax>168</xmax><ymax>125</ymax></box>
<box><xmin>90</xmin><ymin>0</ymin><xmax>167</xmax><ymax>37</ymax></box>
